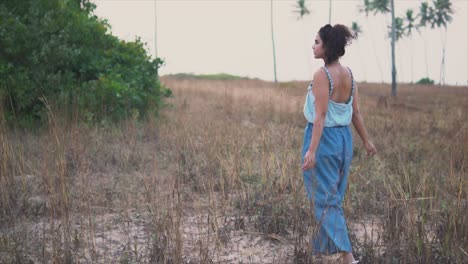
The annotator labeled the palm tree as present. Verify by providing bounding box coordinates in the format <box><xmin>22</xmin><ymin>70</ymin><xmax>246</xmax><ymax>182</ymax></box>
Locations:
<box><xmin>293</xmin><ymin>0</ymin><xmax>313</xmax><ymax>79</ymax></box>
<box><xmin>362</xmin><ymin>0</ymin><xmax>397</xmax><ymax>96</ymax></box>
<box><xmin>351</xmin><ymin>22</ymin><xmax>366</xmax><ymax>80</ymax></box>
<box><xmin>154</xmin><ymin>0</ymin><xmax>159</xmax><ymax>80</ymax></box>
<box><xmin>403</xmin><ymin>9</ymin><xmax>416</xmax><ymax>82</ymax></box>
<box><xmin>391</xmin><ymin>17</ymin><xmax>408</xmax><ymax>82</ymax></box>
<box><xmin>360</xmin><ymin>0</ymin><xmax>384</xmax><ymax>82</ymax></box>
<box><xmin>351</xmin><ymin>22</ymin><xmax>362</xmax><ymax>38</ymax></box>
<box><xmin>418</xmin><ymin>2</ymin><xmax>434</xmax><ymax>78</ymax></box>
<box><xmin>294</xmin><ymin>0</ymin><xmax>310</xmax><ymax>19</ymax></box>
<box><xmin>271</xmin><ymin>0</ymin><xmax>278</xmax><ymax>83</ymax></box>
<box><xmin>431</xmin><ymin>0</ymin><xmax>453</xmax><ymax>30</ymax></box>
<box><xmin>386</xmin><ymin>13</ymin><xmax>417</xmax><ymax>83</ymax></box>
<box><xmin>403</xmin><ymin>10</ymin><xmax>416</xmax><ymax>39</ymax></box>
<box><xmin>390</xmin><ymin>0</ymin><xmax>397</xmax><ymax>96</ymax></box>
<box><xmin>360</xmin><ymin>0</ymin><xmax>372</xmax><ymax>16</ymax></box>
<box><xmin>389</xmin><ymin>17</ymin><xmax>405</xmax><ymax>41</ymax></box>
<box><xmin>296</xmin><ymin>0</ymin><xmax>332</xmax><ymax>24</ymax></box>
<box><xmin>371</xmin><ymin>0</ymin><xmax>390</xmax><ymax>14</ymax></box>
<box><xmin>431</xmin><ymin>0</ymin><xmax>453</xmax><ymax>85</ymax></box>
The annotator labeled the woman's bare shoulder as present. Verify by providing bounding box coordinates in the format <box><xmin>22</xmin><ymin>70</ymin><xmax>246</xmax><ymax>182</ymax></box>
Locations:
<box><xmin>313</xmin><ymin>68</ymin><xmax>327</xmax><ymax>81</ymax></box>
<box><xmin>341</xmin><ymin>65</ymin><xmax>353</xmax><ymax>74</ymax></box>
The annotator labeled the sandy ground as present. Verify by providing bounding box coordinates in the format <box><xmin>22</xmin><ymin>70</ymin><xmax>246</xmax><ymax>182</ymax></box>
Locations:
<box><xmin>6</xmin><ymin>208</ymin><xmax>383</xmax><ymax>263</ymax></box>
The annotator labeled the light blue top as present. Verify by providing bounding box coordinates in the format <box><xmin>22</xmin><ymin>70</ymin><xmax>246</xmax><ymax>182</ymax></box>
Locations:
<box><xmin>303</xmin><ymin>66</ymin><xmax>355</xmax><ymax>127</ymax></box>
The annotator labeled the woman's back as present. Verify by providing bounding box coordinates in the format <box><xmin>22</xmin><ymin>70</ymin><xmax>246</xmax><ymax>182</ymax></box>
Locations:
<box><xmin>324</xmin><ymin>64</ymin><xmax>354</xmax><ymax>104</ymax></box>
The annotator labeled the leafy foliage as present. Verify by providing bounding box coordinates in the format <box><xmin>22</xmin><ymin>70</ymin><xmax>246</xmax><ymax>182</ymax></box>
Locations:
<box><xmin>416</xmin><ymin>77</ymin><xmax>435</xmax><ymax>84</ymax></box>
<box><xmin>431</xmin><ymin>0</ymin><xmax>453</xmax><ymax>28</ymax></box>
<box><xmin>365</xmin><ymin>0</ymin><xmax>390</xmax><ymax>14</ymax></box>
<box><xmin>293</xmin><ymin>0</ymin><xmax>310</xmax><ymax>19</ymax></box>
<box><xmin>419</xmin><ymin>2</ymin><xmax>434</xmax><ymax>27</ymax></box>
<box><xmin>388</xmin><ymin>17</ymin><xmax>405</xmax><ymax>40</ymax></box>
<box><xmin>0</xmin><ymin>0</ymin><xmax>168</xmax><ymax>127</ymax></box>
<box><xmin>351</xmin><ymin>22</ymin><xmax>363</xmax><ymax>39</ymax></box>
<box><xmin>404</xmin><ymin>9</ymin><xmax>416</xmax><ymax>36</ymax></box>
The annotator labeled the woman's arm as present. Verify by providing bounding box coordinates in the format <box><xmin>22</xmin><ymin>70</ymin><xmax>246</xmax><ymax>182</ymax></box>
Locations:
<box><xmin>302</xmin><ymin>69</ymin><xmax>329</xmax><ymax>171</ymax></box>
<box><xmin>351</xmin><ymin>84</ymin><xmax>377</xmax><ymax>155</ymax></box>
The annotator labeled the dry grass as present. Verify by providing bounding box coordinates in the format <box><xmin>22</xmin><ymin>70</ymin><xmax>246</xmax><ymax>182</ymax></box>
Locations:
<box><xmin>1</xmin><ymin>76</ymin><xmax>467</xmax><ymax>263</ymax></box>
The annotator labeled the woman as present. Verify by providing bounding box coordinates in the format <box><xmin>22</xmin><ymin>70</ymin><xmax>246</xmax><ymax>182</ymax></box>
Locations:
<box><xmin>301</xmin><ymin>24</ymin><xmax>377</xmax><ymax>264</ymax></box>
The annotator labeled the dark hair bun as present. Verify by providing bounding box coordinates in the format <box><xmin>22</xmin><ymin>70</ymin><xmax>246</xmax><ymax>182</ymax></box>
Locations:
<box><xmin>318</xmin><ymin>24</ymin><xmax>355</xmax><ymax>64</ymax></box>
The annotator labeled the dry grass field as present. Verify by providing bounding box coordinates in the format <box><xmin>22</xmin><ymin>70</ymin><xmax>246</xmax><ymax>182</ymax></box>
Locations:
<box><xmin>1</xmin><ymin>76</ymin><xmax>467</xmax><ymax>263</ymax></box>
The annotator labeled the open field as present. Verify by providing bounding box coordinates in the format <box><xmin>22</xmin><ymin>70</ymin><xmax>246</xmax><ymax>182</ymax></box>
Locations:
<box><xmin>1</xmin><ymin>76</ymin><xmax>467</xmax><ymax>263</ymax></box>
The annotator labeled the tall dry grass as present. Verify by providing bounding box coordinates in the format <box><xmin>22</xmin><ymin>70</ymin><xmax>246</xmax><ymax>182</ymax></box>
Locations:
<box><xmin>0</xmin><ymin>77</ymin><xmax>467</xmax><ymax>263</ymax></box>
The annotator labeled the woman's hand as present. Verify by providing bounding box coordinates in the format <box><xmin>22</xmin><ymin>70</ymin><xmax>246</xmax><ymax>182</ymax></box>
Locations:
<box><xmin>302</xmin><ymin>149</ymin><xmax>316</xmax><ymax>171</ymax></box>
<box><xmin>364</xmin><ymin>140</ymin><xmax>377</xmax><ymax>156</ymax></box>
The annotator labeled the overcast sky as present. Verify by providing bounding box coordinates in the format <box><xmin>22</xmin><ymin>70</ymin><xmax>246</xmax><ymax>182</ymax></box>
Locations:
<box><xmin>91</xmin><ymin>0</ymin><xmax>468</xmax><ymax>86</ymax></box>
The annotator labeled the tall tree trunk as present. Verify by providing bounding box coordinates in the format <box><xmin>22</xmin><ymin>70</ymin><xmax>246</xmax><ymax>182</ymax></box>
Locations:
<box><xmin>154</xmin><ymin>0</ymin><xmax>159</xmax><ymax>80</ymax></box>
<box><xmin>422</xmin><ymin>28</ymin><xmax>429</xmax><ymax>78</ymax></box>
<box><xmin>356</xmin><ymin>40</ymin><xmax>367</xmax><ymax>81</ymax></box>
<box><xmin>271</xmin><ymin>0</ymin><xmax>278</xmax><ymax>83</ymax></box>
<box><xmin>410</xmin><ymin>36</ymin><xmax>414</xmax><ymax>83</ymax></box>
<box><xmin>367</xmin><ymin>18</ymin><xmax>384</xmax><ymax>82</ymax></box>
<box><xmin>390</xmin><ymin>0</ymin><xmax>397</xmax><ymax>96</ymax></box>
<box><xmin>439</xmin><ymin>28</ymin><xmax>447</xmax><ymax>85</ymax></box>
<box><xmin>300</xmin><ymin>21</ymin><xmax>313</xmax><ymax>79</ymax></box>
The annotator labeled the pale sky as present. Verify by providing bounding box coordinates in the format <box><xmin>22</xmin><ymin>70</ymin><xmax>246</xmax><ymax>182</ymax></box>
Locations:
<box><xmin>91</xmin><ymin>0</ymin><xmax>468</xmax><ymax>86</ymax></box>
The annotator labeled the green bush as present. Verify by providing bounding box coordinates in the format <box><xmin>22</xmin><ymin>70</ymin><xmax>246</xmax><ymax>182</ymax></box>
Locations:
<box><xmin>416</xmin><ymin>77</ymin><xmax>435</xmax><ymax>85</ymax></box>
<box><xmin>0</xmin><ymin>0</ymin><xmax>169</xmax><ymax>127</ymax></box>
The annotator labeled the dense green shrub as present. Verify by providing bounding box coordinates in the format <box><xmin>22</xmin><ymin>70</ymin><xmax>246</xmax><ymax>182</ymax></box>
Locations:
<box><xmin>416</xmin><ymin>77</ymin><xmax>435</xmax><ymax>85</ymax></box>
<box><xmin>0</xmin><ymin>0</ymin><xmax>169</xmax><ymax>127</ymax></box>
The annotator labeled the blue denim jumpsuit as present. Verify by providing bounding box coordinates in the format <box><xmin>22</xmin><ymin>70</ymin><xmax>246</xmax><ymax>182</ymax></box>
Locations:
<box><xmin>302</xmin><ymin>66</ymin><xmax>355</xmax><ymax>255</ymax></box>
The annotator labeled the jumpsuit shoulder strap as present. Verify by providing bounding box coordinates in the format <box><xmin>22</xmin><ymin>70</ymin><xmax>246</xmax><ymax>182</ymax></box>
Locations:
<box><xmin>346</xmin><ymin>67</ymin><xmax>355</xmax><ymax>103</ymax></box>
<box><xmin>322</xmin><ymin>66</ymin><xmax>334</xmax><ymax>97</ymax></box>
<box><xmin>346</xmin><ymin>67</ymin><xmax>355</xmax><ymax>95</ymax></box>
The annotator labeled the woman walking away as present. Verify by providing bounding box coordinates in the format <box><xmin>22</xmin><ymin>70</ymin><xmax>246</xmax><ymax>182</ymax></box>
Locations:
<box><xmin>301</xmin><ymin>24</ymin><xmax>377</xmax><ymax>264</ymax></box>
